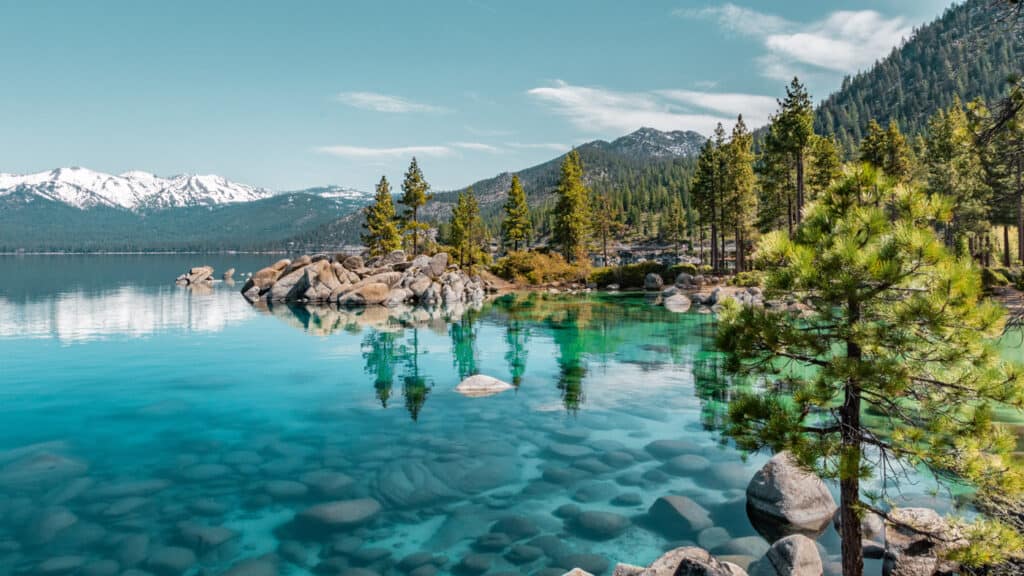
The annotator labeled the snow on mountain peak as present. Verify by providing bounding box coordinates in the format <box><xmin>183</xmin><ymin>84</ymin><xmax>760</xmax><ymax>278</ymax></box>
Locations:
<box><xmin>0</xmin><ymin>168</ymin><xmax>272</xmax><ymax>211</ymax></box>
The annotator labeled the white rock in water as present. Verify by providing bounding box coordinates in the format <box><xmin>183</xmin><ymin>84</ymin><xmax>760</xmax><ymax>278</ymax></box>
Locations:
<box><xmin>455</xmin><ymin>375</ymin><xmax>515</xmax><ymax>398</ymax></box>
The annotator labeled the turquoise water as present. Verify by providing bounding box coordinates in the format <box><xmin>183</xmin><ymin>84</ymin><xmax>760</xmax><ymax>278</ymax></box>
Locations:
<box><xmin>0</xmin><ymin>255</ymin><xmax>955</xmax><ymax>576</ymax></box>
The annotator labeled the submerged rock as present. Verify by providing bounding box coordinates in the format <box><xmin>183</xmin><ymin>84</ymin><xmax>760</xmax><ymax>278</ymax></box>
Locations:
<box><xmin>646</xmin><ymin>495</ymin><xmax>713</xmax><ymax>538</ymax></box>
<box><xmin>295</xmin><ymin>498</ymin><xmax>382</xmax><ymax>533</ymax></box>
<box><xmin>455</xmin><ymin>375</ymin><xmax>515</xmax><ymax>398</ymax></box>
<box><xmin>570</xmin><ymin>510</ymin><xmax>631</xmax><ymax>540</ymax></box>
<box><xmin>746</xmin><ymin>452</ymin><xmax>837</xmax><ymax>541</ymax></box>
<box><xmin>664</xmin><ymin>294</ymin><xmax>692</xmax><ymax>313</ymax></box>
<box><xmin>643</xmin><ymin>546</ymin><xmax>746</xmax><ymax>576</ymax></box>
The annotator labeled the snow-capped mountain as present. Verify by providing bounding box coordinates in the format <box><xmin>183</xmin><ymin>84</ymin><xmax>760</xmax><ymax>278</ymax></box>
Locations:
<box><xmin>0</xmin><ymin>167</ymin><xmax>272</xmax><ymax>212</ymax></box>
<box><xmin>281</xmin><ymin>185</ymin><xmax>372</xmax><ymax>201</ymax></box>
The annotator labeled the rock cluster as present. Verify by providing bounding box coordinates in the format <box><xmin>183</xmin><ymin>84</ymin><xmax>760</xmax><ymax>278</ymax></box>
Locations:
<box><xmin>745</xmin><ymin>452</ymin><xmax>838</xmax><ymax>542</ymax></box>
<box><xmin>240</xmin><ymin>250</ymin><xmax>486</xmax><ymax>308</ymax></box>
<box><xmin>174</xmin><ymin>266</ymin><xmax>214</xmax><ymax>286</ymax></box>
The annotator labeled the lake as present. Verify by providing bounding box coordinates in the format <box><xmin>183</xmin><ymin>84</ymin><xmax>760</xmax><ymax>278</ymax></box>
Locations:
<box><xmin>0</xmin><ymin>255</ymin><xmax>972</xmax><ymax>576</ymax></box>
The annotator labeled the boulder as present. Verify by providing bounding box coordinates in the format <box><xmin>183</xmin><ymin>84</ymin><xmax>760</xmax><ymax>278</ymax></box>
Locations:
<box><xmin>250</xmin><ymin>266</ymin><xmax>281</xmax><ymax>292</ymax></box>
<box><xmin>676</xmin><ymin>272</ymin><xmax>694</xmax><ymax>287</ymax></box>
<box><xmin>749</xmin><ymin>534</ymin><xmax>821</xmax><ymax>576</ymax></box>
<box><xmin>383</xmin><ymin>288</ymin><xmax>412</xmax><ymax>308</ymax></box>
<box><xmin>429</xmin><ymin>252</ymin><xmax>449</xmax><ymax>277</ymax></box>
<box><xmin>222</xmin><ymin>268</ymin><xmax>235</xmax><ymax>280</ymax></box>
<box><xmin>746</xmin><ymin>452</ymin><xmax>837</xmax><ymax>541</ymax></box>
<box><xmin>644</xmin><ymin>273</ymin><xmax>664</xmax><ymax>291</ymax></box>
<box><xmin>342</xmin><ymin>255</ymin><xmax>364</xmax><ymax>271</ymax></box>
<box><xmin>882</xmin><ymin>508</ymin><xmax>964</xmax><ymax>576</ymax></box>
<box><xmin>339</xmin><ymin>282</ymin><xmax>390</xmax><ymax>307</ymax></box>
<box><xmin>271</xmin><ymin>258</ymin><xmax>291</xmax><ymax>271</ymax></box>
<box><xmin>295</xmin><ymin>498</ymin><xmax>381</xmax><ymax>532</ymax></box>
<box><xmin>270</xmin><ymin>267</ymin><xmax>311</xmax><ymax>302</ymax></box>
<box><xmin>570</xmin><ymin>510</ymin><xmax>631</xmax><ymax>540</ymax></box>
<box><xmin>455</xmin><ymin>375</ymin><xmax>515</xmax><ymax>398</ymax></box>
<box><xmin>282</xmin><ymin>255</ymin><xmax>312</xmax><ymax>276</ymax></box>
<box><xmin>664</xmin><ymin>294</ymin><xmax>692</xmax><ymax>313</ymax></box>
<box><xmin>647</xmin><ymin>495</ymin><xmax>713</xmax><ymax>538</ymax></box>
<box><xmin>642</xmin><ymin>547</ymin><xmax>746</xmax><ymax>576</ymax></box>
<box><xmin>383</xmin><ymin>250</ymin><xmax>407</xmax><ymax>265</ymax></box>
<box><xmin>409</xmin><ymin>275</ymin><xmax>433</xmax><ymax>298</ymax></box>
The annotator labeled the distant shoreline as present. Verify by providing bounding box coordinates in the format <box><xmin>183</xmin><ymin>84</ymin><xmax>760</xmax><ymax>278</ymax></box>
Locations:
<box><xmin>0</xmin><ymin>249</ymin><xmax>358</xmax><ymax>256</ymax></box>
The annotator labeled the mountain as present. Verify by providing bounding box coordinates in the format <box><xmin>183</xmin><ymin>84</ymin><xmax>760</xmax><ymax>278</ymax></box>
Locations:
<box><xmin>290</xmin><ymin>127</ymin><xmax>704</xmax><ymax>247</ymax></box>
<box><xmin>0</xmin><ymin>167</ymin><xmax>272</xmax><ymax>212</ymax></box>
<box><xmin>0</xmin><ymin>168</ymin><xmax>374</xmax><ymax>252</ymax></box>
<box><xmin>816</xmin><ymin>0</ymin><xmax>1024</xmax><ymax>151</ymax></box>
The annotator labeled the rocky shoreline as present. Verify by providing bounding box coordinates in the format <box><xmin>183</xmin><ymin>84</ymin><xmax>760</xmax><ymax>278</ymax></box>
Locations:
<box><xmin>239</xmin><ymin>250</ymin><xmax>489</xmax><ymax>308</ymax></box>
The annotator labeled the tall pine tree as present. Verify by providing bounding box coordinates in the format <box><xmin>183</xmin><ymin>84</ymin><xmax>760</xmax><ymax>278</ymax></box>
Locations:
<box><xmin>449</xmin><ymin>188</ymin><xmax>485</xmax><ymax>268</ymax></box>
<box><xmin>501</xmin><ymin>175</ymin><xmax>532</xmax><ymax>252</ymax></box>
<box><xmin>399</xmin><ymin>157</ymin><xmax>433</xmax><ymax>255</ymax></box>
<box><xmin>719</xmin><ymin>166</ymin><xmax>1024</xmax><ymax>576</ymax></box>
<box><xmin>553</xmin><ymin>150</ymin><xmax>592</xmax><ymax>263</ymax></box>
<box><xmin>724</xmin><ymin>115</ymin><xmax>757</xmax><ymax>271</ymax></box>
<box><xmin>772</xmin><ymin>78</ymin><xmax>814</xmax><ymax>226</ymax></box>
<box><xmin>362</xmin><ymin>176</ymin><xmax>402</xmax><ymax>257</ymax></box>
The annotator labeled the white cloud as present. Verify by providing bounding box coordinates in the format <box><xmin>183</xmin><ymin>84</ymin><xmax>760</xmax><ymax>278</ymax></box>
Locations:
<box><xmin>677</xmin><ymin>3</ymin><xmax>911</xmax><ymax>79</ymax></box>
<box><xmin>450</xmin><ymin>141</ymin><xmax>501</xmax><ymax>153</ymax></box>
<box><xmin>315</xmin><ymin>145</ymin><xmax>453</xmax><ymax>159</ymax></box>
<box><xmin>657</xmin><ymin>90</ymin><xmax>778</xmax><ymax>128</ymax></box>
<box><xmin>527</xmin><ymin>80</ymin><xmax>771</xmax><ymax>135</ymax></box>
<box><xmin>335</xmin><ymin>92</ymin><xmax>447</xmax><ymax>113</ymax></box>
<box><xmin>506</xmin><ymin>142</ymin><xmax>569</xmax><ymax>152</ymax></box>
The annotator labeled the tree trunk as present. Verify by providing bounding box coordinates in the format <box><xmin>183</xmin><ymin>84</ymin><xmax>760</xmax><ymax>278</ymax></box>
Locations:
<box><xmin>700</xmin><ymin>226</ymin><xmax>706</xmax><ymax>266</ymax></box>
<box><xmin>1017</xmin><ymin>156</ymin><xmax>1023</xmax><ymax>266</ymax></box>
<box><xmin>841</xmin><ymin>297</ymin><xmax>865</xmax><ymax>576</ymax></box>
<box><xmin>787</xmin><ymin>193</ymin><xmax>794</xmax><ymax>239</ymax></box>
<box><xmin>1004</xmin><ymin>225</ymin><xmax>1011</xmax><ymax>267</ymax></box>
<box><xmin>796</xmin><ymin>150</ymin><xmax>805</xmax><ymax>224</ymax></box>
<box><xmin>411</xmin><ymin>207</ymin><xmax>419</xmax><ymax>256</ymax></box>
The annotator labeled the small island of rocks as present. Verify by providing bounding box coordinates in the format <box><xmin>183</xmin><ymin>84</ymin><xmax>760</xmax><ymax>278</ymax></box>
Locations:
<box><xmin>240</xmin><ymin>250</ymin><xmax>489</xmax><ymax>308</ymax></box>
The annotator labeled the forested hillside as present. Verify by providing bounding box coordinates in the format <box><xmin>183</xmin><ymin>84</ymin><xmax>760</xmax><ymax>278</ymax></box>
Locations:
<box><xmin>817</xmin><ymin>0</ymin><xmax>1024</xmax><ymax>152</ymax></box>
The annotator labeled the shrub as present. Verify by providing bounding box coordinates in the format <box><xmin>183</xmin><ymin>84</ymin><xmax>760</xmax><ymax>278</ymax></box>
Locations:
<box><xmin>731</xmin><ymin>271</ymin><xmax>764</xmax><ymax>287</ymax></box>
<box><xmin>668</xmin><ymin>263</ymin><xmax>698</xmax><ymax>277</ymax></box>
<box><xmin>698</xmin><ymin>264</ymin><xmax>713</xmax><ymax>274</ymax></box>
<box><xmin>982</xmin><ymin>267</ymin><xmax>1010</xmax><ymax>290</ymax></box>
<box><xmin>491</xmin><ymin>251</ymin><xmax>584</xmax><ymax>285</ymax></box>
<box><xmin>590</xmin><ymin>261</ymin><xmax>670</xmax><ymax>288</ymax></box>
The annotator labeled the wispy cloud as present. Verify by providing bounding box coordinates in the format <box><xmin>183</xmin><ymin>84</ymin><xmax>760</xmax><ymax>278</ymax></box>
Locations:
<box><xmin>451</xmin><ymin>141</ymin><xmax>501</xmax><ymax>153</ymax></box>
<box><xmin>657</xmin><ymin>90</ymin><xmax>777</xmax><ymax>127</ymax></box>
<box><xmin>527</xmin><ymin>80</ymin><xmax>772</xmax><ymax>135</ymax></box>
<box><xmin>335</xmin><ymin>91</ymin><xmax>448</xmax><ymax>113</ymax></box>
<box><xmin>677</xmin><ymin>3</ymin><xmax>911</xmax><ymax>80</ymax></box>
<box><xmin>506</xmin><ymin>142</ymin><xmax>569</xmax><ymax>152</ymax></box>
<box><xmin>315</xmin><ymin>145</ymin><xmax>453</xmax><ymax>159</ymax></box>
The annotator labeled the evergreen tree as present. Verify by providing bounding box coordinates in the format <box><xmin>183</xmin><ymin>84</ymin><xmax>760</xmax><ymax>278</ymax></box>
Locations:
<box><xmin>807</xmin><ymin>135</ymin><xmax>841</xmax><ymax>201</ymax></box>
<box><xmin>399</xmin><ymin>157</ymin><xmax>433</xmax><ymax>255</ymax></box>
<box><xmin>593</xmin><ymin>192</ymin><xmax>625</xmax><ymax>266</ymax></box>
<box><xmin>859</xmin><ymin>119</ymin><xmax>888</xmax><ymax>169</ymax></box>
<box><xmin>501</xmin><ymin>174</ymin><xmax>532</xmax><ymax>252</ymax></box>
<box><xmin>718</xmin><ymin>166</ymin><xmax>1024</xmax><ymax>576</ymax></box>
<box><xmin>773</xmin><ymin>78</ymin><xmax>815</xmax><ymax>224</ymax></box>
<box><xmin>724</xmin><ymin>115</ymin><xmax>757</xmax><ymax>271</ymax></box>
<box><xmin>883</xmin><ymin>120</ymin><xmax>913</xmax><ymax>181</ymax></box>
<box><xmin>553</xmin><ymin>150</ymin><xmax>592</xmax><ymax>263</ymax></box>
<box><xmin>924</xmin><ymin>98</ymin><xmax>992</xmax><ymax>255</ymax></box>
<box><xmin>361</xmin><ymin>175</ymin><xmax>402</xmax><ymax>257</ymax></box>
<box><xmin>449</xmin><ymin>188</ymin><xmax>485</xmax><ymax>268</ymax></box>
<box><xmin>664</xmin><ymin>195</ymin><xmax>688</xmax><ymax>259</ymax></box>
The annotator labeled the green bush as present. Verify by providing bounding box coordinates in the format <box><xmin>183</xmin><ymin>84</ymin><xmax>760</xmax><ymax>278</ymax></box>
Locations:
<box><xmin>981</xmin><ymin>267</ymin><xmax>1010</xmax><ymax>290</ymax></box>
<box><xmin>668</xmin><ymin>263</ymin><xmax>698</xmax><ymax>277</ymax></box>
<box><xmin>731</xmin><ymin>271</ymin><xmax>764</xmax><ymax>287</ymax></box>
<box><xmin>491</xmin><ymin>251</ymin><xmax>585</xmax><ymax>285</ymax></box>
<box><xmin>591</xmin><ymin>262</ymin><xmax>668</xmax><ymax>288</ymax></box>
<box><xmin>698</xmin><ymin>264</ymin><xmax>713</xmax><ymax>274</ymax></box>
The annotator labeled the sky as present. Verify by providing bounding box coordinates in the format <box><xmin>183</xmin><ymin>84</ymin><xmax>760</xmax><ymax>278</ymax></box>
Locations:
<box><xmin>0</xmin><ymin>0</ymin><xmax>954</xmax><ymax>192</ymax></box>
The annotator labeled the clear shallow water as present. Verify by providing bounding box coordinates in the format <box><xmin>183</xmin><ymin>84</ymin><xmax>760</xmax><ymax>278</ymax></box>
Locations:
<box><xmin>0</xmin><ymin>256</ymin><xmax>971</xmax><ymax>576</ymax></box>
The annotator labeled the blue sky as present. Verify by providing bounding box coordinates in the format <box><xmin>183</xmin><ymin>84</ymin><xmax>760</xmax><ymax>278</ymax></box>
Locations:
<box><xmin>0</xmin><ymin>0</ymin><xmax>952</xmax><ymax>191</ymax></box>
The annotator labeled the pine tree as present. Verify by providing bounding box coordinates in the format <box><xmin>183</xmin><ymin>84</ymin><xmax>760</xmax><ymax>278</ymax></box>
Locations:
<box><xmin>883</xmin><ymin>120</ymin><xmax>913</xmax><ymax>181</ymax></box>
<box><xmin>718</xmin><ymin>166</ymin><xmax>1024</xmax><ymax>576</ymax></box>
<box><xmin>724</xmin><ymin>115</ymin><xmax>757</xmax><ymax>271</ymax></box>
<box><xmin>553</xmin><ymin>150</ymin><xmax>592</xmax><ymax>263</ymax></box>
<box><xmin>593</xmin><ymin>192</ymin><xmax>625</xmax><ymax>266</ymax></box>
<box><xmin>807</xmin><ymin>135</ymin><xmax>841</xmax><ymax>201</ymax></box>
<box><xmin>399</xmin><ymin>157</ymin><xmax>433</xmax><ymax>255</ymax></box>
<box><xmin>924</xmin><ymin>98</ymin><xmax>992</xmax><ymax>255</ymax></box>
<box><xmin>361</xmin><ymin>175</ymin><xmax>402</xmax><ymax>257</ymax></box>
<box><xmin>858</xmin><ymin>119</ymin><xmax>888</xmax><ymax>168</ymax></box>
<box><xmin>773</xmin><ymin>78</ymin><xmax>815</xmax><ymax>224</ymax></box>
<box><xmin>501</xmin><ymin>174</ymin><xmax>532</xmax><ymax>252</ymax></box>
<box><xmin>449</xmin><ymin>188</ymin><xmax>485</xmax><ymax>269</ymax></box>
